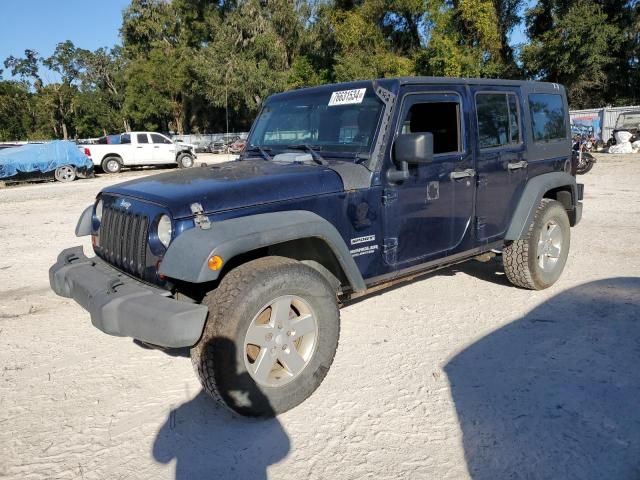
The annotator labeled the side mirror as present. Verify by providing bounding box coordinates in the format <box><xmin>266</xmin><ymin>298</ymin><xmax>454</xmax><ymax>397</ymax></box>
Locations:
<box><xmin>394</xmin><ymin>133</ymin><xmax>434</xmax><ymax>165</ymax></box>
<box><xmin>388</xmin><ymin>133</ymin><xmax>434</xmax><ymax>183</ymax></box>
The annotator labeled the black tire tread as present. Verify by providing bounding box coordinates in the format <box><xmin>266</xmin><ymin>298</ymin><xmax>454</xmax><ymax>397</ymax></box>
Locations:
<box><xmin>101</xmin><ymin>156</ymin><xmax>122</xmax><ymax>174</ymax></box>
<box><xmin>191</xmin><ymin>256</ymin><xmax>339</xmax><ymax>415</ymax></box>
<box><xmin>503</xmin><ymin>198</ymin><xmax>555</xmax><ymax>290</ymax></box>
<box><xmin>177</xmin><ymin>153</ymin><xmax>194</xmax><ymax>168</ymax></box>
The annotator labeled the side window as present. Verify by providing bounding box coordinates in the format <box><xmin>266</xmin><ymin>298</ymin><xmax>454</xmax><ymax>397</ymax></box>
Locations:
<box><xmin>151</xmin><ymin>133</ymin><xmax>172</xmax><ymax>144</ymax></box>
<box><xmin>120</xmin><ymin>133</ymin><xmax>131</xmax><ymax>144</ymax></box>
<box><xmin>400</xmin><ymin>100</ymin><xmax>462</xmax><ymax>154</ymax></box>
<box><xmin>137</xmin><ymin>133</ymin><xmax>149</xmax><ymax>143</ymax></box>
<box><xmin>529</xmin><ymin>94</ymin><xmax>567</xmax><ymax>142</ymax></box>
<box><xmin>476</xmin><ymin>93</ymin><xmax>521</xmax><ymax>149</ymax></box>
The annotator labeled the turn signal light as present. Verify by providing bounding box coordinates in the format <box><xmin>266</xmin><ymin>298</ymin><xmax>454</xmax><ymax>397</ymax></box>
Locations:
<box><xmin>207</xmin><ymin>255</ymin><xmax>223</xmax><ymax>271</ymax></box>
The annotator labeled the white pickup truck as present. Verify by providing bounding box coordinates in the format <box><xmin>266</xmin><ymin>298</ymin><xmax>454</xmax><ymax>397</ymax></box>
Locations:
<box><xmin>80</xmin><ymin>132</ymin><xmax>197</xmax><ymax>173</ymax></box>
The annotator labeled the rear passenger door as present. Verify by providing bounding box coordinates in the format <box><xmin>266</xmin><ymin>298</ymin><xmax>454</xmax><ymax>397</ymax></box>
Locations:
<box><xmin>472</xmin><ymin>88</ymin><xmax>527</xmax><ymax>242</ymax></box>
<box><xmin>134</xmin><ymin>133</ymin><xmax>152</xmax><ymax>164</ymax></box>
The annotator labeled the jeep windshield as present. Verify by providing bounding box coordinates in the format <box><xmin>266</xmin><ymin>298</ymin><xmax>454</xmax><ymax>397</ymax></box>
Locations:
<box><xmin>616</xmin><ymin>112</ymin><xmax>640</xmax><ymax>129</ymax></box>
<box><xmin>245</xmin><ymin>86</ymin><xmax>385</xmax><ymax>166</ymax></box>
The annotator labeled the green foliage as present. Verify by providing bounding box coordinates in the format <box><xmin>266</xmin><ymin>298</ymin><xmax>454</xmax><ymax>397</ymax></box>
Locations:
<box><xmin>1</xmin><ymin>0</ymin><xmax>638</xmax><ymax>139</ymax></box>
<box><xmin>0</xmin><ymin>81</ymin><xmax>34</xmax><ymax>141</ymax></box>
<box><xmin>523</xmin><ymin>0</ymin><xmax>638</xmax><ymax>108</ymax></box>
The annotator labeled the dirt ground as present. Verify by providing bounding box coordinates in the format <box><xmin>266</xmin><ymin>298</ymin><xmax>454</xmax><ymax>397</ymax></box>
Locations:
<box><xmin>1</xmin><ymin>153</ymin><xmax>639</xmax><ymax>479</ymax></box>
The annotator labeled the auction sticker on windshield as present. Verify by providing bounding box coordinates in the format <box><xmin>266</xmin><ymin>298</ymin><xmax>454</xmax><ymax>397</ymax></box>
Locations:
<box><xmin>329</xmin><ymin>88</ymin><xmax>366</xmax><ymax>106</ymax></box>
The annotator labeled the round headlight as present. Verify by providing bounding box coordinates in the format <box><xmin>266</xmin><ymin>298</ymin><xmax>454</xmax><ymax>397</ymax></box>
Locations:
<box><xmin>158</xmin><ymin>214</ymin><xmax>172</xmax><ymax>247</ymax></box>
<box><xmin>95</xmin><ymin>199</ymin><xmax>103</xmax><ymax>222</ymax></box>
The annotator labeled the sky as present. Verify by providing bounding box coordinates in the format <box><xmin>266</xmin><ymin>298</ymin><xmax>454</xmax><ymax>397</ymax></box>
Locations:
<box><xmin>0</xmin><ymin>0</ymin><xmax>129</xmax><ymax>82</ymax></box>
<box><xmin>0</xmin><ymin>0</ymin><xmax>531</xmax><ymax>82</ymax></box>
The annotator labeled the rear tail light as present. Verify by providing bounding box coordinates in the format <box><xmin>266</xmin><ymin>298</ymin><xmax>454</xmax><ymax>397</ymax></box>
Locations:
<box><xmin>83</xmin><ymin>147</ymin><xmax>92</xmax><ymax>158</ymax></box>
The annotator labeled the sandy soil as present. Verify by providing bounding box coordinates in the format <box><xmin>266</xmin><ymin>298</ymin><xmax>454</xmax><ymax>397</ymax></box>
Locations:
<box><xmin>0</xmin><ymin>153</ymin><xmax>639</xmax><ymax>479</ymax></box>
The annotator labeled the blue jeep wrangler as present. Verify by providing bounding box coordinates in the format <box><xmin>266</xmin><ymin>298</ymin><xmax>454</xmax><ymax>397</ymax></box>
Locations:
<box><xmin>50</xmin><ymin>77</ymin><xmax>583</xmax><ymax>416</ymax></box>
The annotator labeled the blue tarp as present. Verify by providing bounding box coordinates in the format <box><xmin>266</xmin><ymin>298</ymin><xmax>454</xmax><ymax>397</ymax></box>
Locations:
<box><xmin>0</xmin><ymin>140</ymin><xmax>93</xmax><ymax>179</ymax></box>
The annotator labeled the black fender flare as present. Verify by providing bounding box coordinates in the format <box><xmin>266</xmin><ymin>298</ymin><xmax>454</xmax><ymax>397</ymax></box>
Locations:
<box><xmin>505</xmin><ymin>172</ymin><xmax>578</xmax><ymax>241</ymax></box>
<box><xmin>159</xmin><ymin>210</ymin><xmax>367</xmax><ymax>292</ymax></box>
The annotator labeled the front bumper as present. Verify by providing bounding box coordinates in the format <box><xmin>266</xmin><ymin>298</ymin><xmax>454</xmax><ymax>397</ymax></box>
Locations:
<box><xmin>49</xmin><ymin>247</ymin><xmax>208</xmax><ymax>348</ymax></box>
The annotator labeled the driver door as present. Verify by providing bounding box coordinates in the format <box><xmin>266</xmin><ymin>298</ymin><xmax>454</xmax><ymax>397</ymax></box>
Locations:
<box><xmin>382</xmin><ymin>89</ymin><xmax>475</xmax><ymax>268</ymax></box>
<box><xmin>150</xmin><ymin>133</ymin><xmax>177</xmax><ymax>164</ymax></box>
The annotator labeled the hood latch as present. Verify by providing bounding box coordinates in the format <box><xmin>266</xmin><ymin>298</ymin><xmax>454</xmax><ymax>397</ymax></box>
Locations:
<box><xmin>190</xmin><ymin>202</ymin><xmax>211</xmax><ymax>230</ymax></box>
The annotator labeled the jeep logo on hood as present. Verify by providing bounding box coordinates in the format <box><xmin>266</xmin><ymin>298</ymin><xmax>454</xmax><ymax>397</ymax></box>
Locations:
<box><xmin>118</xmin><ymin>199</ymin><xmax>132</xmax><ymax>210</ymax></box>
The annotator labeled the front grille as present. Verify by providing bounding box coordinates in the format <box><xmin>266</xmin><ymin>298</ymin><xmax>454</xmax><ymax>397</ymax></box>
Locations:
<box><xmin>98</xmin><ymin>205</ymin><xmax>149</xmax><ymax>278</ymax></box>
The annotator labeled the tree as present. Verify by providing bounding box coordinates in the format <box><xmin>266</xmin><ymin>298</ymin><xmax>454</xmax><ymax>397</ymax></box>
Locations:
<box><xmin>415</xmin><ymin>0</ymin><xmax>504</xmax><ymax>78</ymax></box>
<box><xmin>194</xmin><ymin>0</ymin><xmax>305</xmax><ymax>130</ymax></box>
<box><xmin>521</xmin><ymin>0</ymin><xmax>620</xmax><ymax>107</ymax></box>
<box><xmin>0</xmin><ymin>81</ymin><xmax>34</xmax><ymax>141</ymax></box>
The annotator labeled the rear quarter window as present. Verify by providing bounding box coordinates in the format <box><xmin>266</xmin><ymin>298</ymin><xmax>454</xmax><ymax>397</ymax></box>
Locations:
<box><xmin>529</xmin><ymin>94</ymin><xmax>567</xmax><ymax>142</ymax></box>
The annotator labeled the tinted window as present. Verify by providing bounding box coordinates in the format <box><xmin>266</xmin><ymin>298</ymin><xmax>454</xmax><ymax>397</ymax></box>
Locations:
<box><xmin>137</xmin><ymin>133</ymin><xmax>149</xmax><ymax>143</ymax></box>
<box><xmin>400</xmin><ymin>100</ymin><xmax>462</xmax><ymax>154</ymax></box>
<box><xmin>529</xmin><ymin>94</ymin><xmax>567</xmax><ymax>142</ymax></box>
<box><xmin>151</xmin><ymin>133</ymin><xmax>172</xmax><ymax>144</ymax></box>
<box><xmin>476</xmin><ymin>93</ymin><xmax>521</xmax><ymax>149</ymax></box>
<box><xmin>120</xmin><ymin>133</ymin><xmax>131</xmax><ymax>144</ymax></box>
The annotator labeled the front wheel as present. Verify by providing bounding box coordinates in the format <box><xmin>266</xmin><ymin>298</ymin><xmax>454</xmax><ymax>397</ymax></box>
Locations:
<box><xmin>177</xmin><ymin>153</ymin><xmax>194</xmax><ymax>168</ymax></box>
<box><xmin>191</xmin><ymin>256</ymin><xmax>340</xmax><ymax>417</ymax></box>
<box><xmin>503</xmin><ymin>199</ymin><xmax>570</xmax><ymax>290</ymax></box>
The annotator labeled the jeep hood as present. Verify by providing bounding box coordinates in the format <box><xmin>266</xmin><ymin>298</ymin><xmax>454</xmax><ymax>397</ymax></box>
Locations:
<box><xmin>102</xmin><ymin>159</ymin><xmax>345</xmax><ymax>218</ymax></box>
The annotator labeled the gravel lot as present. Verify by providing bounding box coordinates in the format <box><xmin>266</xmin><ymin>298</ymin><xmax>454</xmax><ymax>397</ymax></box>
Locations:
<box><xmin>1</xmin><ymin>153</ymin><xmax>639</xmax><ymax>479</ymax></box>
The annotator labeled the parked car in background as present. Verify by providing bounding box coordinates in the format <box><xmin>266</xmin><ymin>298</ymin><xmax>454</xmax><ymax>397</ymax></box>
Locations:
<box><xmin>207</xmin><ymin>138</ymin><xmax>227</xmax><ymax>153</ymax></box>
<box><xmin>0</xmin><ymin>143</ymin><xmax>21</xmax><ymax>150</ymax></box>
<box><xmin>1</xmin><ymin>140</ymin><xmax>93</xmax><ymax>183</ymax></box>
<box><xmin>79</xmin><ymin>132</ymin><xmax>197</xmax><ymax>173</ymax></box>
<box><xmin>607</xmin><ymin>111</ymin><xmax>640</xmax><ymax>146</ymax></box>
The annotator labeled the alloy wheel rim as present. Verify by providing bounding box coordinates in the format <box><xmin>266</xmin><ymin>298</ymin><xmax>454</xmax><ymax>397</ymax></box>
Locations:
<box><xmin>183</xmin><ymin>156</ymin><xmax>193</xmax><ymax>167</ymax></box>
<box><xmin>107</xmin><ymin>160</ymin><xmax>119</xmax><ymax>172</ymax></box>
<box><xmin>243</xmin><ymin>295</ymin><xmax>318</xmax><ymax>388</ymax></box>
<box><xmin>56</xmin><ymin>165</ymin><xmax>74</xmax><ymax>181</ymax></box>
<box><xmin>537</xmin><ymin>220</ymin><xmax>562</xmax><ymax>272</ymax></box>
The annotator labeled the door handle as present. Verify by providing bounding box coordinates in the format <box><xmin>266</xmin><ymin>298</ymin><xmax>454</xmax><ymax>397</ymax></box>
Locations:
<box><xmin>153</xmin><ymin>146</ymin><xmax>159</xmax><ymax>149</ymax></box>
<box><xmin>508</xmin><ymin>160</ymin><xmax>528</xmax><ymax>170</ymax></box>
<box><xmin>450</xmin><ymin>169</ymin><xmax>475</xmax><ymax>180</ymax></box>
<box><xmin>136</xmin><ymin>146</ymin><xmax>143</xmax><ymax>149</ymax></box>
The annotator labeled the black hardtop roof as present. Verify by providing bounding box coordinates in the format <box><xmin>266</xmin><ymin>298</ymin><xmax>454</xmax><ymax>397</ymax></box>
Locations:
<box><xmin>396</xmin><ymin>76</ymin><xmax>562</xmax><ymax>88</ymax></box>
<box><xmin>269</xmin><ymin>76</ymin><xmax>565</xmax><ymax>101</ymax></box>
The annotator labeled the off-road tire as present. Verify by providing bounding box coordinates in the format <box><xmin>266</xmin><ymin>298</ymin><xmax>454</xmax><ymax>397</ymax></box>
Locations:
<box><xmin>191</xmin><ymin>256</ymin><xmax>340</xmax><ymax>417</ymax></box>
<box><xmin>101</xmin><ymin>157</ymin><xmax>122</xmax><ymax>174</ymax></box>
<box><xmin>503</xmin><ymin>199</ymin><xmax>570</xmax><ymax>290</ymax></box>
<box><xmin>177</xmin><ymin>153</ymin><xmax>194</xmax><ymax>168</ymax></box>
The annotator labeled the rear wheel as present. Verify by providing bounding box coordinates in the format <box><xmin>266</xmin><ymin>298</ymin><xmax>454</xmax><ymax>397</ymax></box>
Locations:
<box><xmin>503</xmin><ymin>199</ymin><xmax>570</xmax><ymax>290</ymax></box>
<box><xmin>54</xmin><ymin>165</ymin><xmax>76</xmax><ymax>182</ymax></box>
<box><xmin>191</xmin><ymin>256</ymin><xmax>340</xmax><ymax>417</ymax></box>
<box><xmin>101</xmin><ymin>157</ymin><xmax>122</xmax><ymax>174</ymax></box>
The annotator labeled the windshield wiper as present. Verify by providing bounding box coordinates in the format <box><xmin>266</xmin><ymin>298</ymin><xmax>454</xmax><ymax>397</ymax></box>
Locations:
<box><xmin>286</xmin><ymin>144</ymin><xmax>328</xmax><ymax>165</ymax></box>
<box><xmin>244</xmin><ymin>145</ymin><xmax>272</xmax><ymax>161</ymax></box>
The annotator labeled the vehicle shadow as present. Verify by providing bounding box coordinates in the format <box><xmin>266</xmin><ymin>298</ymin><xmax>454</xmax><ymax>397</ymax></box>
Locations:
<box><xmin>152</xmin><ymin>338</ymin><xmax>290</xmax><ymax>479</ymax></box>
<box><xmin>445</xmin><ymin>256</ymin><xmax>512</xmax><ymax>287</ymax></box>
<box><xmin>445</xmin><ymin>277</ymin><xmax>640</xmax><ymax>479</ymax></box>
